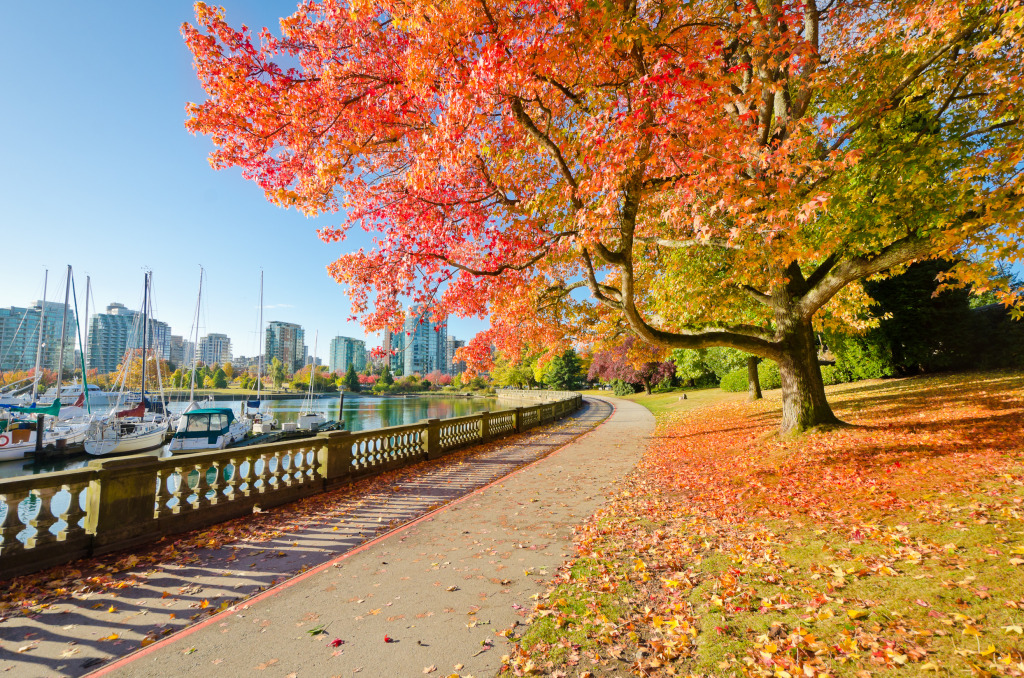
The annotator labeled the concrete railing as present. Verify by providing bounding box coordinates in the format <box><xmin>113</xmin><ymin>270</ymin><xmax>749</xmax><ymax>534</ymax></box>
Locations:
<box><xmin>0</xmin><ymin>393</ymin><xmax>583</xmax><ymax>580</ymax></box>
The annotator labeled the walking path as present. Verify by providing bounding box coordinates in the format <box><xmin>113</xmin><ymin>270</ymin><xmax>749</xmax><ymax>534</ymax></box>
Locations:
<box><xmin>0</xmin><ymin>397</ymin><xmax>653</xmax><ymax>677</ymax></box>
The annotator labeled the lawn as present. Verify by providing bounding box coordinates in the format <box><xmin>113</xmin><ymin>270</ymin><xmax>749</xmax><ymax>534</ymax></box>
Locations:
<box><xmin>507</xmin><ymin>372</ymin><xmax>1024</xmax><ymax>677</ymax></box>
<box><xmin>580</xmin><ymin>387</ymin><xmax>743</xmax><ymax>418</ymax></box>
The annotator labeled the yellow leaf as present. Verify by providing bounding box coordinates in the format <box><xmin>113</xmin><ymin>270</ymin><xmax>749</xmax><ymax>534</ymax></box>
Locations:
<box><xmin>963</xmin><ymin>624</ymin><xmax>982</xmax><ymax>637</ymax></box>
<box><xmin>107</xmin><ymin>606</ymin><xmax>117</xmax><ymax>613</ymax></box>
<box><xmin>140</xmin><ymin>638</ymin><xmax>155</xmax><ymax>648</ymax></box>
<box><xmin>1003</xmin><ymin>625</ymin><xmax>1023</xmax><ymax>634</ymax></box>
<box><xmin>848</xmin><ymin>610</ymin><xmax>870</xmax><ymax>620</ymax></box>
<box><xmin>920</xmin><ymin>662</ymin><xmax>939</xmax><ymax>671</ymax></box>
<box><xmin>199</xmin><ymin>599</ymin><xmax>210</xmax><ymax>609</ymax></box>
<box><xmin>101</xmin><ymin>633</ymin><xmax>120</xmax><ymax>641</ymax></box>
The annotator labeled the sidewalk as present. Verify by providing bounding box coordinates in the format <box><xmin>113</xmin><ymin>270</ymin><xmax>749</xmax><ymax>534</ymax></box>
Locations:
<box><xmin>0</xmin><ymin>397</ymin><xmax>653</xmax><ymax>677</ymax></box>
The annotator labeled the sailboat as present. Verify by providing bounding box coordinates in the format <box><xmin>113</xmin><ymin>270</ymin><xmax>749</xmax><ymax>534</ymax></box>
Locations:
<box><xmin>249</xmin><ymin>271</ymin><xmax>278</xmax><ymax>434</ymax></box>
<box><xmin>0</xmin><ymin>267</ymin><xmax>91</xmax><ymax>459</ymax></box>
<box><xmin>84</xmin><ymin>272</ymin><xmax>169</xmax><ymax>456</ymax></box>
<box><xmin>294</xmin><ymin>330</ymin><xmax>326</xmax><ymax>431</ymax></box>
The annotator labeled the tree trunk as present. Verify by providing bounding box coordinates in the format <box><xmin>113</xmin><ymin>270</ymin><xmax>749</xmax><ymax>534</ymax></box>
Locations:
<box><xmin>642</xmin><ymin>378</ymin><xmax>652</xmax><ymax>395</ymax></box>
<box><xmin>746</xmin><ymin>356</ymin><xmax>762</xmax><ymax>401</ymax></box>
<box><xmin>776</xmin><ymin>316</ymin><xmax>841</xmax><ymax>433</ymax></box>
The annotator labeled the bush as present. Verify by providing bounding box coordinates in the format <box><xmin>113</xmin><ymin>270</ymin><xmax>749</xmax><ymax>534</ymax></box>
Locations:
<box><xmin>819</xmin><ymin>364</ymin><xmax>852</xmax><ymax>386</ymax></box>
<box><xmin>719</xmin><ymin>360</ymin><xmax>781</xmax><ymax>392</ymax></box>
<box><xmin>611</xmin><ymin>379</ymin><xmax>636</xmax><ymax>396</ymax></box>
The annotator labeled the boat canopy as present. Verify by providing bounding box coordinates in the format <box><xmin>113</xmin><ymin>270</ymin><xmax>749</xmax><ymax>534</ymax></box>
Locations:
<box><xmin>2</xmin><ymin>400</ymin><xmax>61</xmax><ymax>417</ymax></box>
<box><xmin>173</xmin><ymin>408</ymin><xmax>237</xmax><ymax>439</ymax></box>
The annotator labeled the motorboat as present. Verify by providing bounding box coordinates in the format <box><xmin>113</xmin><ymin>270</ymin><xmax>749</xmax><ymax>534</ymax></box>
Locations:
<box><xmin>166</xmin><ymin>407</ymin><xmax>251</xmax><ymax>453</ymax></box>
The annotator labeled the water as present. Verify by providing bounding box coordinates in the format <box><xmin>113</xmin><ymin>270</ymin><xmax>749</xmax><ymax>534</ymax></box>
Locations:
<box><xmin>0</xmin><ymin>394</ymin><xmax>497</xmax><ymax>480</ymax></box>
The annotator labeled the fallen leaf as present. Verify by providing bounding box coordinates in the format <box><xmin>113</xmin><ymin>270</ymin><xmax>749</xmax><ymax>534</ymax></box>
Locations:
<box><xmin>423</xmin><ymin>666</ymin><xmax>436</xmax><ymax>674</ymax></box>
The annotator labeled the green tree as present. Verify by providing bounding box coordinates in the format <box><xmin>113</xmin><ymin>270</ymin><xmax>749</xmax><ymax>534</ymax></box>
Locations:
<box><xmin>344</xmin><ymin>364</ymin><xmax>361</xmax><ymax>393</ymax></box>
<box><xmin>270</xmin><ymin>357</ymin><xmax>286</xmax><ymax>389</ymax></box>
<box><xmin>543</xmin><ymin>350</ymin><xmax>584</xmax><ymax>391</ymax></box>
<box><xmin>380</xmin><ymin>362</ymin><xmax>395</xmax><ymax>386</ymax></box>
<box><xmin>211</xmin><ymin>368</ymin><xmax>228</xmax><ymax>389</ymax></box>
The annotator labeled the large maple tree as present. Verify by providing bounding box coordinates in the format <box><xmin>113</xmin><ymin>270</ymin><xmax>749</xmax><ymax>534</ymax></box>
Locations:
<box><xmin>183</xmin><ymin>0</ymin><xmax>1023</xmax><ymax>432</ymax></box>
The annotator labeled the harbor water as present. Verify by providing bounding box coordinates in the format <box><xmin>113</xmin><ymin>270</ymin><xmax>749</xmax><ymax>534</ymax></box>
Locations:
<box><xmin>1</xmin><ymin>395</ymin><xmax>499</xmax><ymax>540</ymax></box>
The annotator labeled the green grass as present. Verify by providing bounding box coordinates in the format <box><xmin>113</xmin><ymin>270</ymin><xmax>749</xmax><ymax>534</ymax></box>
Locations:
<box><xmin>582</xmin><ymin>387</ymin><xmax>743</xmax><ymax>417</ymax></box>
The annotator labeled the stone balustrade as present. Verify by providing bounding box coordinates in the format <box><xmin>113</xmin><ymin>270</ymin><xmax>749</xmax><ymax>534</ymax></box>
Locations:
<box><xmin>0</xmin><ymin>392</ymin><xmax>582</xmax><ymax>580</ymax></box>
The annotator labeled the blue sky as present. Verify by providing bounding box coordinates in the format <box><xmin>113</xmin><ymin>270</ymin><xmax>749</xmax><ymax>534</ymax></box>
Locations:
<box><xmin>0</xmin><ymin>1</ymin><xmax>489</xmax><ymax>362</ymax></box>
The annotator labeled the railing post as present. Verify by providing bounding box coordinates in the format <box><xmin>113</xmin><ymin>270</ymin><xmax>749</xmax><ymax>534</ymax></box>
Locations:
<box><xmin>480</xmin><ymin>411</ymin><xmax>490</xmax><ymax>443</ymax></box>
<box><xmin>85</xmin><ymin>455</ymin><xmax>162</xmax><ymax>555</ymax></box>
<box><xmin>423</xmin><ymin>419</ymin><xmax>441</xmax><ymax>459</ymax></box>
<box><xmin>514</xmin><ymin>407</ymin><xmax>525</xmax><ymax>433</ymax></box>
<box><xmin>317</xmin><ymin>430</ymin><xmax>353</xmax><ymax>487</ymax></box>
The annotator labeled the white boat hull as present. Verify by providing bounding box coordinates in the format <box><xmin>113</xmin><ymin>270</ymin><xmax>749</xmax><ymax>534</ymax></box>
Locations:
<box><xmin>296</xmin><ymin>412</ymin><xmax>326</xmax><ymax>431</ymax></box>
<box><xmin>0</xmin><ymin>421</ymin><xmax>90</xmax><ymax>461</ymax></box>
<box><xmin>85</xmin><ymin>421</ymin><xmax>168</xmax><ymax>456</ymax></box>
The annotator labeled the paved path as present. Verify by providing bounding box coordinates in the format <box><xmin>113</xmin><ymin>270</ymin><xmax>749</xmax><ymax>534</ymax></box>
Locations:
<box><xmin>0</xmin><ymin>397</ymin><xmax>653</xmax><ymax>677</ymax></box>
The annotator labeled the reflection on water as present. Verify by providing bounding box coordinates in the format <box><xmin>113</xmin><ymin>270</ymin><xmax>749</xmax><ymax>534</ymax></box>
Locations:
<box><xmin>0</xmin><ymin>395</ymin><xmax>496</xmax><ymax>481</ymax></box>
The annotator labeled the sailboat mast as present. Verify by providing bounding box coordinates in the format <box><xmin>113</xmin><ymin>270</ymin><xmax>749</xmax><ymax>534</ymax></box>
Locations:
<box><xmin>141</xmin><ymin>272</ymin><xmax>149</xmax><ymax>407</ymax></box>
<box><xmin>257</xmin><ymin>271</ymin><xmax>263</xmax><ymax>400</ymax></box>
<box><xmin>308</xmin><ymin>330</ymin><xmax>318</xmax><ymax>400</ymax></box>
<box><xmin>83</xmin><ymin>276</ymin><xmax>91</xmax><ymax>373</ymax></box>
<box><xmin>189</xmin><ymin>267</ymin><xmax>203</xmax><ymax>402</ymax></box>
<box><xmin>71</xmin><ymin>274</ymin><xmax>91</xmax><ymax>413</ymax></box>
<box><xmin>31</xmin><ymin>270</ymin><xmax>48</xmax><ymax>403</ymax></box>
<box><xmin>55</xmin><ymin>265</ymin><xmax>72</xmax><ymax>403</ymax></box>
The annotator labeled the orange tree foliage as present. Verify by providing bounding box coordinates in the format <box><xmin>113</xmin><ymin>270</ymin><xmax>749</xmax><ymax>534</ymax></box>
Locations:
<box><xmin>182</xmin><ymin>0</ymin><xmax>1024</xmax><ymax>432</ymax></box>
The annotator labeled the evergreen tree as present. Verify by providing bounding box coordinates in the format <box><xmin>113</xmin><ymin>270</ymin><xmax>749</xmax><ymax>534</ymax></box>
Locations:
<box><xmin>344</xmin><ymin>364</ymin><xmax>361</xmax><ymax>392</ymax></box>
<box><xmin>380</xmin><ymin>362</ymin><xmax>395</xmax><ymax>386</ymax></box>
<box><xmin>543</xmin><ymin>349</ymin><xmax>584</xmax><ymax>391</ymax></box>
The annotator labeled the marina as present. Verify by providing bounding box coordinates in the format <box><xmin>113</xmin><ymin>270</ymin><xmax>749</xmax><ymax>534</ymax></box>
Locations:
<box><xmin>0</xmin><ymin>393</ymin><xmax>496</xmax><ymax>479</ymax></box>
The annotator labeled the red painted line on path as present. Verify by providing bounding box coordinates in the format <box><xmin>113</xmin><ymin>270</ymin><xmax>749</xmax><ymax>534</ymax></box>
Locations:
<box><xmin>88</xmin><ymin>398</ymin><xmax>611</xmax><ymax>677</ymax></box>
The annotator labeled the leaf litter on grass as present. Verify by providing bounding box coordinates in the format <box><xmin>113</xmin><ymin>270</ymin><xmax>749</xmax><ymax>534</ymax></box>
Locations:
<box><xmin>506</xmin><ymin>372</ymin><xmax>1024</xmax><ymax>677</ymax></box>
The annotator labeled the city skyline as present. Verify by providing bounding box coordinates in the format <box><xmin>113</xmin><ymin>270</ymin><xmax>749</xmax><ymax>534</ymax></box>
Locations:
<box><xmin>0</xmin><ymin>1</ymin><xmax>489</xmax><ymax>364</ymax></box>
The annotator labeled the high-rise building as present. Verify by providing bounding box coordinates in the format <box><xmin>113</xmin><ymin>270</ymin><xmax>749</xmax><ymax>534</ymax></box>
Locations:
<box><xmin>87</xmin><ymin>302</ymin><xmax>170</xmax><ymax>375</ymax></box>
<box><xmin>383</xmin><ymin>328</ymin><xmax>405</xmax><ymax>372</ymax></box>
<box><xmin>265</xmin><ymin>321</ymin><xmax>305</xmax><ymax>373</ymax></box>
<box><xmin>446</xmin><ymin>337</ymin><xmax>466</xmax><ymax>375</ymax></box>
<box><xmin>169</xmin><ymin>335</ymin><xmax>185</xmax><ymax>368</ymax></box>
<box><xmin>198</xmin><ymin>333</ymin><xmax>232</xmax><ymax>366</ymax></box>
<box><xmin>0</xmin><ymin>300</ymin><xmax>75</xmax><ymax>373</ymax></box>
<box><xmin>403</xmin><ymin>307</ymin><xmax>447</xmax><ymax>376</ymax></box>
<box><xmin>329</xmin><ymin>336</ymin><xmax>367</xmax><ymax>373</ymax></box>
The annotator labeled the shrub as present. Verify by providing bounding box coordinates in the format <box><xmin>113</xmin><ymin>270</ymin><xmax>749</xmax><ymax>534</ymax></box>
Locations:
<box><xmin>719</xmin><ymin>360</ymin><xmax>781</xmax><ymax>392</ymax></box>
<box><xmin>819</xmin><ymin>365</ymin><xmax>852</xmax><ymax>386</ymax></box>
<box><xmin>611</xmin><ymin>379</ymin><xmax>636</xmax><ymax>396</ymax></box>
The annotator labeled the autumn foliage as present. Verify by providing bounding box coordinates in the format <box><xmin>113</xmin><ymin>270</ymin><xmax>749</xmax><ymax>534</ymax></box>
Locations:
<box><xmin>506</xmin><ymin>373</ymin><xmax>1024</xmax><ymax>676</ymax></box>
<box><xmin>183</xmin><ymin>1</ymin><xmax>1024</xmax><ymax>431</ymax></box>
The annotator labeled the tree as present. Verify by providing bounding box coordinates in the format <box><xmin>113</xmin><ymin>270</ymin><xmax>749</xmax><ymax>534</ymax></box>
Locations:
<box><xmin>185</xmin><ymin>1</ymin><xmax>1024</xmax><ymax>433</ymax></box>
<box><xmin>223</xmin><ymin>362</ymin><xmax>234</xmax><ymax>381</ymax></box>
<box><xmin>270</xmin><ymin>357</ymin><xmax>286</xmax><ymax>389</ymax></box>
<box><xmin>543</xmin><ymin>349</ymin><xmax>584</xmax><ymax>391</ymax></box>
<box><xmin>211</xmin><ymin>368</ymin><xmax>228</xmax><ymax>389</ymax></box>
<box><xmin>588</xmin><ymin>337</ymin><xmax>676</xmax><ymax>395</ymax></box>
<box><xmin>380</xmin><ymin>362</ymin><xmax>395</xmax><ymax>386</ymax></box>
<box><xmin>344</xmin><ymin>364</ymin><xmax>361</xmax><ymax>392</ymax></box>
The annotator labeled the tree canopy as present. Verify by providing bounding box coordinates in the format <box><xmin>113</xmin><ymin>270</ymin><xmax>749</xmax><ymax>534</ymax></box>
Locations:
<box><xmin>184</xmin><ymin>0</ymin><xmax>1024</xmax><ymax>432</ymax></box>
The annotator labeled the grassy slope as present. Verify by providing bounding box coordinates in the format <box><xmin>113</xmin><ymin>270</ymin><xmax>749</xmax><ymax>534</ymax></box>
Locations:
<box><xmin>507</xmin><ymin>373</ymin><xmax>1024</xmax><ymax>677</ymax></box>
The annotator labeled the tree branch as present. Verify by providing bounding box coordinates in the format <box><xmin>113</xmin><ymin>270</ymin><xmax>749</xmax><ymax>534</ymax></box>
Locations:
<box><xmin>797</xmin><ymin>236</ymin><xmax>935</xmax><ymax>318</ymax></box>
<box><xmin>509</xmin><ymin>97</ymin><xmax>583</xmax><ymax>210</ymax></box>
